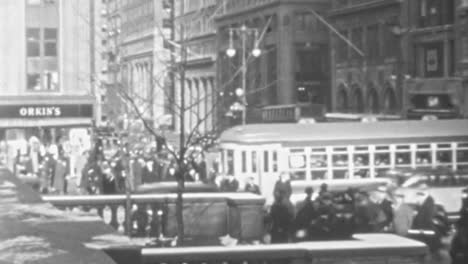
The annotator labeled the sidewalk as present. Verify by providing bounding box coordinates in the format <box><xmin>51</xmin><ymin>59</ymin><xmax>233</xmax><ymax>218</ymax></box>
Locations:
<box><xmin>0</xmin><ymin>167</ymin><xmax>117</xmax><ymax>264</ymax></box>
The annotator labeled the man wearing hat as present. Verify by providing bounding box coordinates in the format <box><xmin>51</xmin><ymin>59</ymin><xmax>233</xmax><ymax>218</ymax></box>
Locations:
<box><xmin>411</xmin><ymin>184</ymin><xmax>441</xmax><ymax>253</ymax></box>
<box><xmin>391</xmin><ymin>192</ymin><xmax>414</xmax><ymax>236</ymax></box>
<box><xmin>376</xmin><ymin>185</ymin><xmax>394</xmax><ymax>231</ymax></box>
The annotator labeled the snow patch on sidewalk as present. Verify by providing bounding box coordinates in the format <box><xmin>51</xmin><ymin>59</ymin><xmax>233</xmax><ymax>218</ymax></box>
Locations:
<box><xmin>0</xmin><ymin>236</ymin><xmax>66</xmax><ymax>264</ymax></box>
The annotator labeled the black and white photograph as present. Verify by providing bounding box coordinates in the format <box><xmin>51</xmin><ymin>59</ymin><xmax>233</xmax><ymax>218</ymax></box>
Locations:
<box><xmin>1</xmin><ymin>0</ymin><xmax>468</xmax><ymax>263</ymax></box>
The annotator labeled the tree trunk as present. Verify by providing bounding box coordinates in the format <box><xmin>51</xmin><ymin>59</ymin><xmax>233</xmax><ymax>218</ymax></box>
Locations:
<box><xmin>176</xmin><ymin>176</ymin><xmax>185</xmax><ymax>245</ymax></box>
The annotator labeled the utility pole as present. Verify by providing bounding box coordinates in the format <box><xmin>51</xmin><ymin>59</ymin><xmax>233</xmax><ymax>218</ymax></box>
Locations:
<box><xmin>89</xmin><ymin>0</ymin><xmax>98</xmax><ymax>127</ymax></box>
<box><xmin>176</xmin><ymin>22</ymin><xmax>186</xmax><ymax>245</ymax></box>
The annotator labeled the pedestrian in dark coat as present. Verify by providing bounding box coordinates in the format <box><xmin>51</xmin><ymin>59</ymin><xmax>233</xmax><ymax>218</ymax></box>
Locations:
<box><xmin>450</xmin><ymin>212</ymin><xmax>468</xmax><ymax>264</ymax></box>
<box><xmin>376</xmin><ymin>186</ymin><xmax>394</xmax><ymax>231</ymax></box>
<box><xmin>273</xmin><ymin>172</ymin><xmax>292</xmax><ymax>201</ymax></box>
<box><xmin>411</xmin><ymin>190</ymin><xmax>441</xmax><ymax>252</ymax></box>
<box><xmin>244</xmin><ymin>177</ymin><xmax>260</xmax><ymax>195</ymax></box>
<box><xmin>270</xmin><ymin>193</ymin><xmax>294</xmax><ymax>243</ymax></box>
<box><xmin>220</xmin><ymin>175</ymin><xmax>239</xmax><ymax>192</ymax></box>
<box><xmin>294</xmin><ymin>187</ymin><xmax>317</xmax><ymax>232</ymax></box>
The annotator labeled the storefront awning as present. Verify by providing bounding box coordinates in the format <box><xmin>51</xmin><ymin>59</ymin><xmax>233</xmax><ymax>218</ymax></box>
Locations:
<box><xmin>0</xmin><ymin>118</ymin><xmax>92</xmax><ymax>128</ymax></box>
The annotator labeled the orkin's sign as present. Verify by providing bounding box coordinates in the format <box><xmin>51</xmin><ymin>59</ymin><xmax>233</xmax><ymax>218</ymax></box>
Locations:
<box><xmin>0</xmin><ymin>104</ymin><xmax>93</xmax><ymax>119</ymax></box>
<box><xmin>19</xmin><ymin>106</ymin><xmax>62</xmax><ymax>117</ymax></box>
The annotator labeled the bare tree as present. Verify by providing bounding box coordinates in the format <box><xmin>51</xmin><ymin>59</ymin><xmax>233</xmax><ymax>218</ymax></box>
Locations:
<box><xmin>78</xmin><ymin>0</ymin><xmax>275</xmax><ymax>244</ymax></box>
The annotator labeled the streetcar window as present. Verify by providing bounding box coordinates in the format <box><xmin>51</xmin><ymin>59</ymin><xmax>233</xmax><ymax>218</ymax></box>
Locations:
<box><xmin>458</xmin><ymin>143</ymin><xmax>468</xmax><ymax>148</ymax></box>
<box><xmin>272</xmin><ymin>151</ymin><xmax>278</xmax><ymax>172</ymax></box>
<box><xmin>333</xmin><ymin>169</ymin><xmax>348</xmax><ymax>179</ymax></box>
<box><xmin>456</xmin><ymin>149</ymin><xmax>468</xmax><ymax>163</ymax></box>
<box><xmin>289</xmin><ymin>154</ymin><xmax>306</xmax><ymax>169</ymax></box>
<box><xmin>333</xmin><ymin>147</ymin><xmax>347</xmax><ymax>152</ymax></box>
<box><xmin>252</xmin><ymin>151</ymin><xmax>257</xmax><ymax>173</ymax></box>
<box><xmin>437</xmin><ymin>143</ymin><xmax>451</xmax><ymax>149</ymax></box>
<box><xmin>290</xmin><ymin>171</ymin><xmax>306</xmax><ymax>181</ymax></box>
<box><xmin>310</xmin><ymin>153</ymin><xmax>327</xmax><ymax>168</ymax></box>
<box><xmin>332</xmin><ymin>153</ymin><xmax>348</xmax><ymax>167</ymax></box>
<box><xmin>227</xmin><ymin>150</ymin><xmax>234</xmax><ymax>175</ymax></box>
<box><xmin>355</xmin><ymin>146</ymin><xmax>368</xmax><ymax>151</ymax></box>
<box><xmin>416</xmin><ymin>149</ymin><xmax>432</xmax><ymax>167</ymax></box>
<box><xmin>311</xmin><ymin>170</ymin><xmax>327</xmax><ymax>180</ymax></box>
<box><xmin>241</xmin><ymin>151</ymin><xmax>247</xmax><ymax>173</ymax></box>
<box><xmin>396</xmin><ymin>145</ymin><xmax>410</xmax><ymax>150</ymax></box>
<box><xmin>290</xmin><ymin>148</ymin><xmax>304</xmax><ymax>153</ymax></box>
<box><xmin>375</xmin><ymin>152</ymin><xmax>391</xmax><ymax>167</ymax></box>
<box><xmin>264</xmin><ymin>151</ymin><xmax>269</xmax><ymax>172</ymax></box>
<box><xmin>354</xmin><ymin>153</ymin><xmax>369</xmax><ymax>167</ymax></box>
<box><xmin>436</xmin><ymin>149</ymin><xmax>452</xmax><ymax>164</ymax></box>
<box><xmin>395</xmin><ymin>152</ymin><xmax>411</xmax><ymax>166</ymax></box>
<box><xmin>311</xmin><ymin>148</ymin><xmax>326</xmax><ymax>153</ymax></box>
<box><xmin>417</xmin><ymin>144</ymin><xmax>431</xmax><ymax>149</ymax></box>
<box><xmin>375</xmin><ymin>145</ymin><xmax>390</xmax><ymax>151</ymax></box>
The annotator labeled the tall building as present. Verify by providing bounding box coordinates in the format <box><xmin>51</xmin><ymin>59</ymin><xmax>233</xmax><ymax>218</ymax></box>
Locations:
<box><xmin>0</xmin><ymin>0</ymin><xmax>103</xmax><ymax>166</ymax></box>
<box><xmin>101</xmin><ymin>0</ymin><xmax>123</xmax><ymax>127</ymax></box>
<box><xmin>115</xmin><ymin>0</ymin><xmax>173</xmax><ymax>132</ymax></box>
<box><xmin>329</xmin><ymin>0</ymin><xmax>403</xmax><ymax>115</ymax></box>
<box><xmin>329</xmin><ymin>0</ymin><xmax>468</xmax><ymax>119</ymax></box>
<box><xmin>458</xmin><ymin>1</ymin><xmax>468</xmax><ymax>83</ymax></box>
<box><xmin>174</xmin><ymin>0</ymin><xmax>218</xmax><ymax>134</ymax></box>
<box><xmin>216</xmin><ymin>0</ymin><xmax>330</xmax><ymax>125</ymax></box>
<box><xmin>402</xmin><ymin>0</ymin><xmax>466</xmax><ymax>119</ymax></box>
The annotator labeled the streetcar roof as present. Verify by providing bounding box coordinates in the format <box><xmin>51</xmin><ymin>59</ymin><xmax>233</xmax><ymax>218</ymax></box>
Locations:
<box><xmin>219</xmin><ymin>119</ymin><xmax>468</xmax><ymax>146</ymax></box>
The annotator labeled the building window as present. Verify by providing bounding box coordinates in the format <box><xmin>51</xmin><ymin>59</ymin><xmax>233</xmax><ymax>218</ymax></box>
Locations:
<box><xmin>366</xmin><ymin>25</ymin><xmax>379</xmax><ymax>62</ymax></box>
<box><xmin>295</xmin><ymin>12</ymin><xmax>315</xmax><ymax>31</ymax></box>
<box><xmin>351</xmin><ymin>27</ymin><xmax>363</xmax><ymax>60</ymax></box>
<box><xmin>336</xmin><ymin>30</ymin><xmax>348</xmax><ymax>62</ymax></box>
<box><xmin>44</xmin><ymin>28</ymin><xmax>57</xmax><ymax>56</ymax></box>
<box><xmin>384</xmin><ymin>26</ymin><xmax>398</xmax><ymax>58</ymax></box>
<box><xmin>25</xmin><ymin>0</ymin><xmax>59</xmax><ymax>91</ymax></box>
<box><xmin>418</xmin><ymin>0</ymin><xmax>453</xmax><ymax>27</ymax></box>
<box><xmin>423</xmin><ymin>42</ymin><xmax>444</xmax><ymax>77</ymax></box>
<box><xmin>26</xmin><ymin>28</ymin><xmax>40</xmax><ymax>57</ymax></box>
<box><xmin>462</xmin><ymin>37</ymin><xmax>468</xmax><ymax>60</ymax></box>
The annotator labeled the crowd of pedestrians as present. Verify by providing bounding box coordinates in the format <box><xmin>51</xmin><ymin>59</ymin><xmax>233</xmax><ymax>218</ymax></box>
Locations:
<box><xmin>265</xmin><ymin>172</ymin><xmax>450</xmax><ymax>254</ymax></box>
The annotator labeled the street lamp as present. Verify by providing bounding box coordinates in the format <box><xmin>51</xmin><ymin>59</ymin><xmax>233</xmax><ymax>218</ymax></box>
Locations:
<box><xmin>226</xmin><ymin>24</ymin><xmax>261</xmax><ymax>125</ymax></box>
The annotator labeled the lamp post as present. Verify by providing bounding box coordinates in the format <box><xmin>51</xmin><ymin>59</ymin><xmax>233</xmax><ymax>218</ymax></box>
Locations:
<box><xmin>226</xmin><ymin>24</ymin><xmax>261</xmax><ymax>125</ymax></box>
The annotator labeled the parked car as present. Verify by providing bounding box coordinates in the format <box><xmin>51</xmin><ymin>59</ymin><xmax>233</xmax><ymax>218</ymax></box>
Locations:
<box><xmin>396</xmin><ymin>172</ymin><xmax>468</xmax><ymax>221</ymax></box>
<box><xmin>380</xmin><ymin>167</ymin><xmax>459</xmax><ymax>187</ymax></box>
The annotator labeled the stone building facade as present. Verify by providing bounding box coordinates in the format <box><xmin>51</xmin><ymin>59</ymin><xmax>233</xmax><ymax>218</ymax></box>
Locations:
<box><xmin>330</xmin><ymin>0</ymin><xmax>468</xmax><ymax>118</ymax></box>
<box><xmin>174</xmin><ymin>0</ymin><xmax>217</xmax><ymax>134</ymax></box>
<box><xmin>216</xmin><ymin>0</ymin><xmax>330</xmax><ymax>125</ymax></box>
<box><xmin>0</xmin><ymin>0</ymin><xmax>103</xmax><ymax>136</ymax></box>
<box><xmin>329</xmin><ymin>0</ymin><xmax>402</xmax><ymax>115</ymax></box>
<box><xmin>117</xmin><ymin>0</ymin><xmax>172</xmax><ymax>129</ymax></box>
